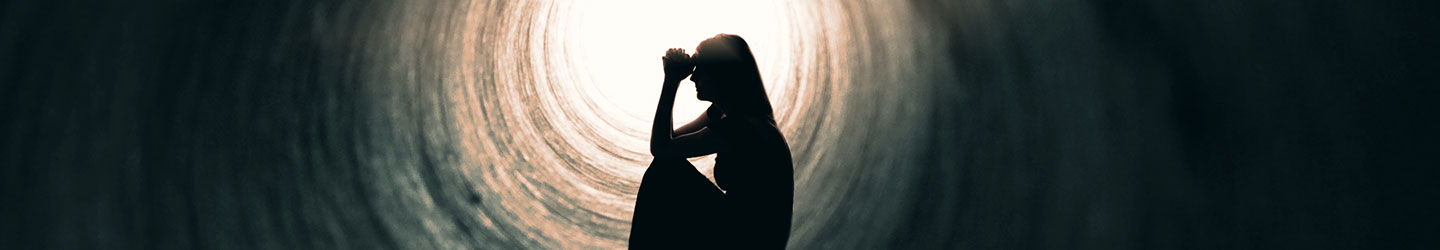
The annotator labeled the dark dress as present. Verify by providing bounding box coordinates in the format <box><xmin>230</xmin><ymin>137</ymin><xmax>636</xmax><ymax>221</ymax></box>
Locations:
<box><xmin>629</xmin><ymin>106</ymin><xmax>794</xmax><ymax>250</ymax></box>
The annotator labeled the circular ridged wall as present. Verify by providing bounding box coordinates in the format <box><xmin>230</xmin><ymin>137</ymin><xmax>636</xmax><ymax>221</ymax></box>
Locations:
<box><xmin>443</xmin><ymin>0</ymin><xmax>937</xmax><ymax>248</ymax></box>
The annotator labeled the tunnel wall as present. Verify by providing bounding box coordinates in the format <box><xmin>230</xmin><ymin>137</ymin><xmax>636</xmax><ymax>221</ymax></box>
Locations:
<box><xmin>2</xmin><ymin>0</ymin><xmax>1437</xmax><ymax>249</ymax></box>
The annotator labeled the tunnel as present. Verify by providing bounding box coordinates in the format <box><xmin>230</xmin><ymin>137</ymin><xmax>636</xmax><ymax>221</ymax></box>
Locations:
<box><xmin>3</xmin><ymin>0</ymin><xmax>1438</xmax><ymax>249</ymax></box>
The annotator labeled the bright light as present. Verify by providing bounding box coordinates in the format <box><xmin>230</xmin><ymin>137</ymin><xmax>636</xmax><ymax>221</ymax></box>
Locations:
<box><xmin>563</xmin><ymin>0</ymin><xmax>791</xmax><ymax>125</ymax></box>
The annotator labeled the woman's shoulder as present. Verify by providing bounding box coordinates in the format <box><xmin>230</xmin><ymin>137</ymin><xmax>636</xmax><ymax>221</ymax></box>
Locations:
<box><xmin>705</xmin><ymin>105</ymin><xmax>725</xmax><ymax>122</ymax></box>
<box><xmin>714</xmin><ymin>116</ymin><xmax>780</xmax><ymax>137</ymax></box>
<box><xmin>705</xmin><ymin>106</ymin><xmax>781</xmax><ymax>134</ymax></box>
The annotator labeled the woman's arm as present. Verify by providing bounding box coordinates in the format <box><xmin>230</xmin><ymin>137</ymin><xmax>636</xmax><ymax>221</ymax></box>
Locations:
<box><xmin>651</xmin><ymin>49</ymin><xmax>720</xmax><ymax>159</ymax></box>
<box><xmin>673</xmin><ymin>109</ymin><xmax>711</xmax><ymax>136</ymax></box>
<box><xmin>650</xmin><ymin>76</ymin><xmax>682</xmax><ymax>157</ymax></box>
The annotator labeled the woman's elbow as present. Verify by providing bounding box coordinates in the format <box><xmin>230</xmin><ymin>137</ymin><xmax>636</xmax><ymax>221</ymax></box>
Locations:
<box><xmin>649</xmin><ymin>138</ymin><xmax>672</xmax><ymax>158</ymax></box>
<box><xmin>648</xmin><ymin>144</ymin><xmax>669</xmax><ymax>158</ymax></box>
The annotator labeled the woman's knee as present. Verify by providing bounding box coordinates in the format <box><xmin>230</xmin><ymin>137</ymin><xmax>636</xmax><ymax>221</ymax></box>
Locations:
<box><xmin>647</xmin><ymin>157</ymin><xmax>690</xmax><ymax>168</ymax></box>
<box><xmin>642</xmin><ymin>157</ymin><xmax>693</xmax><ymax>182</ymax></box>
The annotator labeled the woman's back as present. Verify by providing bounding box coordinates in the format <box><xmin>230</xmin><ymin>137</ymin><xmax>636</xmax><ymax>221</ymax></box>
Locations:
<box><xmin>709</xmin><ymin>112</ymin><xmax>793</xmax><ymax>248</ymax></box>
<box><xmin>710</xmin><ymin>112</ymin><xmax>791</xmax><ymax>191</ymax></box>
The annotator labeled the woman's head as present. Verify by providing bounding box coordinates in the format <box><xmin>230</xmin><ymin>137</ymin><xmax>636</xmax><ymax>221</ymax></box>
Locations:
<box><xmin>690</xmin><ymin>34</ymin><xmax>774</xmax><ymax>119</ymax></box>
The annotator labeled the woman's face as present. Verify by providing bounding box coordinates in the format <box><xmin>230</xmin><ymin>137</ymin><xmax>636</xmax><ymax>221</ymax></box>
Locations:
<box><xmin>691</xmin><ymin>64</ymin><xmax>715</xmax><ymax>101</ymax></box>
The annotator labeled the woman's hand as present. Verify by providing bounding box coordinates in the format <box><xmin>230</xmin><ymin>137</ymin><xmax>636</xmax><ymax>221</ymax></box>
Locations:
<box><xmin>662</xmin><ymin>48</ymin><xmax>693</xmax><ymax>83</ymax></box>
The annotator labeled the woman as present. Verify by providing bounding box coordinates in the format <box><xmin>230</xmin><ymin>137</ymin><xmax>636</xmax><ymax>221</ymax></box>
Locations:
<box><xmin>628</xmin><ymin>34</ymin><xmax>793</xmax><ymax>250</ymax></box>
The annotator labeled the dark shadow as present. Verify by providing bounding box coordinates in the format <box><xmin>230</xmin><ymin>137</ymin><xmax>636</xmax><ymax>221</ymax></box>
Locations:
<box><xmin>628</xmin><ymin>34</ymin><xmax>794</xmax><ymax>250</ymax></box>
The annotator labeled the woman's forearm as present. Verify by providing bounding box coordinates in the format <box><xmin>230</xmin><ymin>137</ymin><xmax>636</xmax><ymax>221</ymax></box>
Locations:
<box><xmin>650</xmin><ymin>79</ymin><xmax>682</xmax><ymax>157</ymax></box>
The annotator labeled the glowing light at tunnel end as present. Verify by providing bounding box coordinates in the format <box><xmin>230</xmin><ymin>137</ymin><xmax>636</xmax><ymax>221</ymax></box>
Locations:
<box><xmin>563</xmin><ymin>0</ymin><xmax>792</xmax><ymax>125</ymax></box>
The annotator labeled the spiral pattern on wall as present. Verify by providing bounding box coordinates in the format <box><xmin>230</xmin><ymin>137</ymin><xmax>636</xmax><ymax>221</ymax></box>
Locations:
<box><xmin>421</xmin><ymin>0</ymin><xmax>939</xmax><ymax>248</ymax></box>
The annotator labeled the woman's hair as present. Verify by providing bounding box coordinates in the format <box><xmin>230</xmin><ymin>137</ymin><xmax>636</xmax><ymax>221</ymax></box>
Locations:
<box><xmin>694</xmin><ymin>34</ymin><xmax>775</xmax><ymax>121</ymax></box>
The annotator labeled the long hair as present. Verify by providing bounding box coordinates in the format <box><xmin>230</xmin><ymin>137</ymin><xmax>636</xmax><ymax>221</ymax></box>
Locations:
<box><xmin>694</xmin><ymin>34</ymin><xmax>775</xmax><ymax>122</ymax></box>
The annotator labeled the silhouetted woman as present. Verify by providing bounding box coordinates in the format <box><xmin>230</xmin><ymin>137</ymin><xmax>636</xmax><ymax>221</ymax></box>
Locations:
<box><xmin>628</xmin><ymin>34</ymin><xmax>793</xmax><ymax>249</ymax></box>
